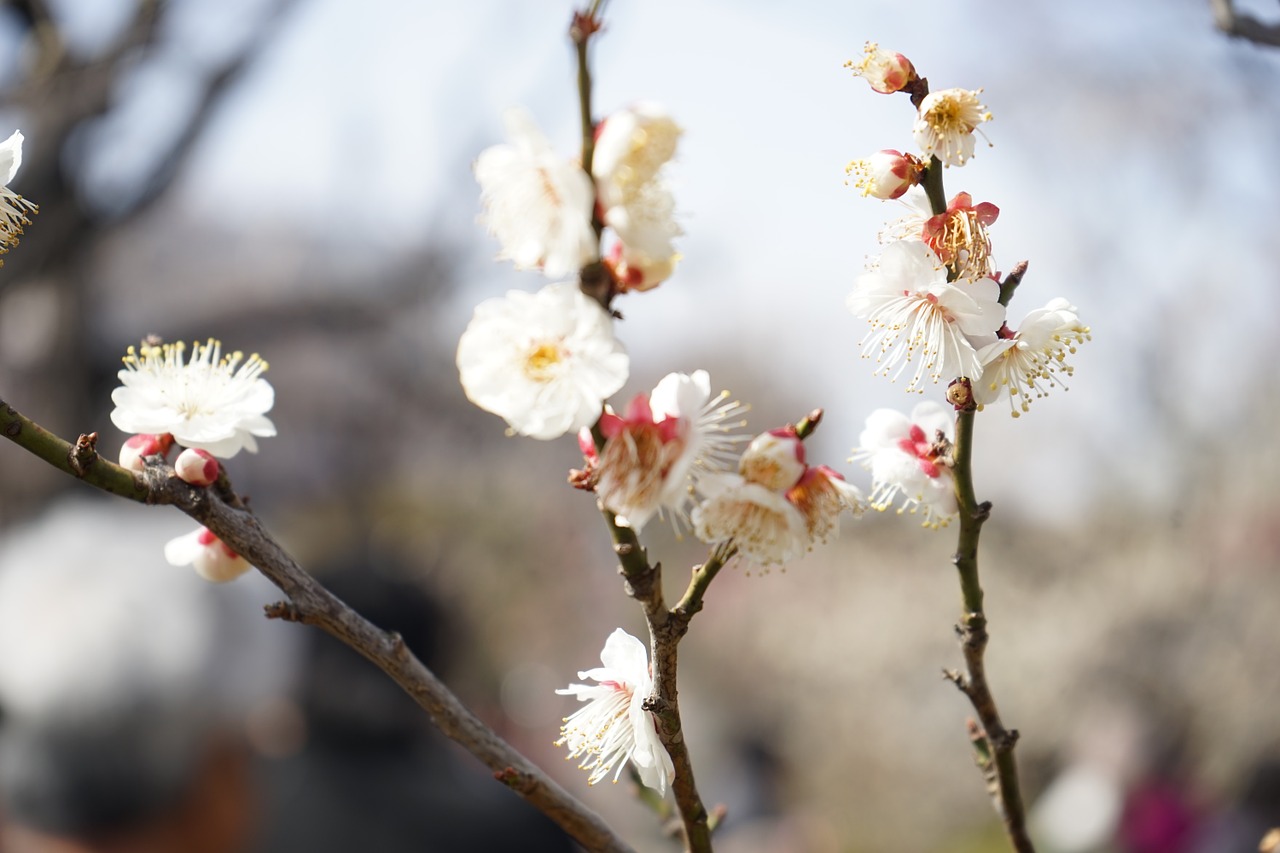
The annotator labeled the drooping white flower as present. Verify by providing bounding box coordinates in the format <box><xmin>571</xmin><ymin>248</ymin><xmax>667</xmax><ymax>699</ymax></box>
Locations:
<box><xmin>475</xmin><ymin>108</ymin><xmax>597</xmax><ymax>278</ymax></box>
<box><xmin>589</xmin><ymin>370</ymin><xmax>745</xmax><ymax>531</ymax></box>
<box><xmin>692</xmin><ymin>471</ymin><xmax>811</xmax><ymax>566</ymax></box>
<box><xmin>457</xmin><ymin>282</ymin><xmax>629</xmax><ymax>440</ymax></box>
<box><xmin>975</xmin><ymin>298</ymin><xmax>1091</xmax><ymax>417</ymax></box>
<box><xmin>851</xmin><ymin>402</ymin><xmax>957</xmax><ymax>527</ymax></box>
<box><xmin>110</xmin><ymin>339</ymin><xmax>276</xmax><ymax>459</ymax></box>
<box><xmin>847</xmin><ymin>240</ymin><xmax>1005</xmax><ymax>391</ymax></box>
<box><xmin>164</xmin><ymin>527</ymin><xmax>252</xmax><ymax>583</ymax></box>
<box><xmin>0</xmin><ymin>130</ymin><xmax>38</xmax><ymax>262</ymax></box>
<box><xmin>913</xmin><ymin>88</ymin><xmax>992</xmax><ymax>167</ymax></box>
<box><xmin>556</xmin><ymin>628</ymin><xmax>674</xmax><ymax>794</ymax></box>
<box><xmin>844</xmin><ymin>42</ymin><xmax>916</xmax><ymax>95</ymax></box>
<box><xmin>593</xmin><ymin>103</ymin><xmax>683</xmax><ymax>272</ymax></box>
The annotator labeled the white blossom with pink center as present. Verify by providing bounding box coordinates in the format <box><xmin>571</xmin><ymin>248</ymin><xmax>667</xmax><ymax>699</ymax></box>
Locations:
<box><xmin>847</xmin><ymin>240</ymin><xmax>1005</xmax><ymax>391</ymax></box>
<box><xmin>852</xmin><ymin>401</ymin><xmax>958</xmax><ymax>527</ymax></box>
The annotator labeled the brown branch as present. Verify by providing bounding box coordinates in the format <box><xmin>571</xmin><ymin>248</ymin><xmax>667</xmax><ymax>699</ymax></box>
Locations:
<box><xmin>0</xmin><ymin>398</ymin><xmax>635</xmax><ymax>853</ymax></box>
<box><xmin>1211</xmin><ymin>0</ymin><xmax>1280</xmax><ymax>47</ymax></box>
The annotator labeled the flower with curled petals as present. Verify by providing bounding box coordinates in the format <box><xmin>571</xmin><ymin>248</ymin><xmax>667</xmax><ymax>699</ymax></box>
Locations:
<box><xmin>845</xmin><ymin>42</ymin><xmax>916</xmax><ymax>94</ymax></box>
<box><xmin>556</xmin><ymin>628</ymin><xmax>674</xmax><ymax>794</ymax></box>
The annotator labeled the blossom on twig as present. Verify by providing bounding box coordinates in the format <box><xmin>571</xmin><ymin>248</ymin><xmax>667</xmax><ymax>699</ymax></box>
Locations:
<box><xmin>556</xmin><ymin>628</ymin><xmax>674</xmax><ymax>794</ymax></box>
<box><xmin>475</xmin><ymin>108</ymin><xmax>597</xmax><ymax>278</ymax></box>
<box><xmin>976</xmin><ymin>298</ymin><xmax>1091</xmax><ymax>417</ymax></box>
<box><xmin>852</xmin><ymin>401</ymin><xmax>957</xmax><ymax>527</ymax></box>
<box><xmin>457</xmin><ymin>282</ymin><xmax>628</xmax><ymax>439</ymax></box>
<box><xmin>110</xmin><ymin>339</ymin><xmax>276</xmax><ymax>459</ymax></box>
<box><xmin>913</xmin><ymin>88</ymin><xmax>992</xmax><ymax>167</ymax></box>
<box><xmin>0</xmin><ymin>130</ymin><xmax>38</xmax><ymax>264</ymax></box>
<box><xmin>844</xmin><ymin>42</ymin><xmax>916</xmax><ymax>94</ymax></box>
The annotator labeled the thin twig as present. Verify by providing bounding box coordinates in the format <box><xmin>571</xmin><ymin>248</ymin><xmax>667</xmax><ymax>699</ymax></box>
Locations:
<box><xmin>0</xmin><ymin>398</ymin><xmax>635</xmax><ymax>853</ymax></box>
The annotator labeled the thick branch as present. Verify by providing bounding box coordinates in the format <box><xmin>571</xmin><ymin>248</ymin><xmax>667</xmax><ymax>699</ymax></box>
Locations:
<box><xmin>0</xmin><ymin>399</ymin><xmax>635</xmax><ymax>853</ymax></box>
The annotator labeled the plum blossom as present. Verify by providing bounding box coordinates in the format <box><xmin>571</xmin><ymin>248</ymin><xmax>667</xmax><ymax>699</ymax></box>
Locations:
<box><xmin>922</xmin><ymin>192</ymin><xmax>1000</xmax><ymax>283</ymax></box>
<box><xmin>556</xmin><ymin>628</ymin><xmax>674</xmax><ymax>794</ymax></box>
<box><xmin>110</xmin><ymin>339</ymin><xmax>276</xmax><ymax>459</ymax></box>
<box><xmin>976</xmin><ymin>298</ymin><xmax>1091</xmax><ymax>417</ymax></box>
<box><xmin>845</xmin><ymin>42</ymin><xmax>915</xmax><ymax>94</ymax></box>
<box><xmin>457</xmin><ymin>282</ymin><xmax>628</xmax><ymax>440</ymax></box>
<box><xmin>846</xmin><ymin>149</ymin><xmax>923</xmax><ymax>200</ymax></box>
<box><xmin>164</xmin><ymin>527</ymin><xmax>251</xmax><ymax>583</ymax></box>
<box><xmin>475</xmin><ymin>108</ymin><xmax>597</xmax><ymax>278</ymax></box>
<box><xmin>0</xmin><ymin>130</ymin><xmax>37</xmax><ymax>263</ymax></box>
<box><xmin>847</xmin><ymin>240</ymin><xmax>1005</xmax><ymax>391</ymax></box>
<box><xmin>852</xmin><ymin>402</ymin><xmax>957</xmax><ymax>527</ymax></box>
<box><xmin>586</xmin><ymin>370</ymin><xmax>745</xmax><ymax>532</ymax></box>
<box><xmin>913</xmin><ymin>88</ymin><xmax>992</xmax><ymax>167</ymax></box>
<box><xmin>593</xmin><ymin>103</ymin><xmax>682</xmax><ymax>284</ymax></box>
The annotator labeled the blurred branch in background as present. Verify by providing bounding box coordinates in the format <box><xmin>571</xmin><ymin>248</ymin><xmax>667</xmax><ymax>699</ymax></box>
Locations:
<box><xmin>1211</xmin><ymin>0</ymin><xmax>1280</xmax><ymax>46</ymax></box>
<box><xmin>0</xmin><ymin>0</ymin><xmax>300</xmax><ymax>519</ymax></box>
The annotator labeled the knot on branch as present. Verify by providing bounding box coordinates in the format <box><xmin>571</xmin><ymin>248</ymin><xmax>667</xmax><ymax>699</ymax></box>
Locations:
<box><xmin>69</xmin><ymin>432</ymin><xmax>99</xmax><ymax>476</ymax></box>
<box><xmin>493</xmin><ymin>766</ymin><xmax>535</xmax><ymax>792</ymax></box>
<box><xmin>264</xmin><ymin>600</ymin><xmax>303</xmax><ymax>622</ymax></box>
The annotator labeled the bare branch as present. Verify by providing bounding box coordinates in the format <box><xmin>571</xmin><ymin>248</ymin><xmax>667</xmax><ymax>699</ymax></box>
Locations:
<box><xmin>1211</xmin><ymin>0</ymin><xmax>1280</xmax><ymax>47</ymax></box>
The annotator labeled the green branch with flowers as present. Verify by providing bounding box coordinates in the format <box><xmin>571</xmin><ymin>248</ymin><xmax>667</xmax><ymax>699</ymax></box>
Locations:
<box><xmin>0</xmin><ymin>9</ymin><xmax>1093</xmax><ymax>853</ymax></box>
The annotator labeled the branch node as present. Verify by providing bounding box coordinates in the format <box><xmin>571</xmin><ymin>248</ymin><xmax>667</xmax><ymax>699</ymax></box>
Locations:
<box><xmin>69</xmin><ymin>432</ymin><xmax>99</xmax><ymax>476</ymax></box>
<box><xmin>264</xmin><ymin>600</ymin><xmax>303</xmax><ymax>622</ymax></box>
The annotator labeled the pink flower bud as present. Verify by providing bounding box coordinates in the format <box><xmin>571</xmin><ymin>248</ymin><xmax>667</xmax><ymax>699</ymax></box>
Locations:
<box><xmin>739</xmin><ymin>428</ymin><xmax>806</xmax><ymax>491</ymax></box>
<box><xmin>118</xmin><ymin>433</ymin><xmax>172</xmax><ymax>471</ymax></box>
<box><xmin>174</xmin><ymin>447</ymin><xmax>220</xmax><ymax>486</ymax></box>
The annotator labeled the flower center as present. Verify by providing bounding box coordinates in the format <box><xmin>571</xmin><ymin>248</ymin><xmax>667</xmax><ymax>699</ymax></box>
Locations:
<box><xmin>523</xmin><ymin>341</ymin><xmax>564</xmax><ymax>380</ymax></box>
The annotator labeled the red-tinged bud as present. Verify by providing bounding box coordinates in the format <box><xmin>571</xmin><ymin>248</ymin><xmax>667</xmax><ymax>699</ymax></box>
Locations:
<box><xmin>165</xmin><ymin>526</ymin><xmax>251</xmax><ymax>583</ymax></box>
<box><xmin>846</xmin><ymin>150</ymin><xmax>923</xmax><ymax>200</ymax></box>
<box><xmin>175</xmin><ymin>447</ymin><xmax>220</xmax><ymax>486</ymax></box>
<box><xmin>845</xmin><ymin>42</ymin><xmax>916</xmax><ymax>95</ymax></box>
<box><xmin>604</xmin><ymin>242</ymin><xmax>678</xmax><ymax>293</ymax></box>
<box><xmin>739</xmin><ymin>428</ymin><xmax>806</xmax><ymax>491</ymax></box>
<box><xmin>118</xmin><ymin>433</ymin><xmax>173</xmax><ymax>471</ymax></box>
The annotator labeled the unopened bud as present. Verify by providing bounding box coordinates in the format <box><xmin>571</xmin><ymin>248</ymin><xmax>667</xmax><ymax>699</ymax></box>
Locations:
<box><xmin>604</xmin><ymin>242</ymin><xmax>678</xmax><ymax>293</ymax></box>
<box><xmin>947</xmin><ymin>378</ymin><xmax>975</xmax><ymax>411</ymax></box>
<box><xmin>175</xmin><ymin>447</ymin><xmax>220</xmax><ymax>486</ymax></box>
<box><xmin>740</xmin><ymin>428</ymin><xmax>806</xmax><ymax>491</ymax></box>
<box><xmin>118</xmin><ymin>433</ymin><xmax>172</xmax><ymax>471</ymax></box>
<box><xmin>164</xmin><ymin>526</ymin><xmax>251</xmax><ymax>583</ymax></box>
<box><xmin>846</xmin><ymin>150</ymin><xmax>922</xmax><ymax>200</ymax></box>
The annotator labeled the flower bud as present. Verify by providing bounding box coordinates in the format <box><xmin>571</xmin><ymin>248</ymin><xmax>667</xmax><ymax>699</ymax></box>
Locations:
<box><xmin>605</xmin><ymin>242</ymin><xmax>678</xmax><ymax>293</ymax></box>
<box><xmin>175</xmin><ymin>447</ymin><xmax>220</xmax><ymax>486</ymax></box>
<box><xmin>739</xmin><ymin>428</ymin><xmax>806</xmax><ymax>491</ymax></box>
<box><xmin>845</xmin><ymin>42</ymin><xmax>916</xmax><ymax>95</ymax></box>
<box><xmin>846</xmin><ymin>150</ymin><xmax>922</xmax><ymax>200</ymax></box>
<box><xmin>164</xmin><ymin>526</ymin><xmax>251</xmax><ymax>583</ymax></box>
<box><xmin>118</xmin><ymin>433</ymin><xmax>172</xmax><ymax>471</ymax></box>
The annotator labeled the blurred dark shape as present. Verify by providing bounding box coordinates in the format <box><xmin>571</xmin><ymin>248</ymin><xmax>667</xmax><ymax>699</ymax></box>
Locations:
<box><xmin>1117</xmin><ymin>776</ymin><xmax>1199</xmax><ymax>853</ymax></box>
<box><xmin>251</xmin><ymin>548</ymin><xmax>575</xmax><ymax>853</ymax></box>
<box><xmin>1190</xmin><ymin>758</ymin><xmax>1280</xmax><ymax>853</ymax></box>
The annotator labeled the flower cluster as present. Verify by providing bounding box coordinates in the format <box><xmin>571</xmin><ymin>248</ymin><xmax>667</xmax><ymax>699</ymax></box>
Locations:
<box><xmin>110</xmin><ymin>338</ymin><xmax>275</xmax><ymax>583</ymax></box>
<box><xmin>0</xmin><ymin>130</ymin><xmax>37</xmax><ymax>266</ymax></box>
<box><xmin>580</xmin><ymin>370</ymin><xmax>745</xmax><ymax>532</ymax></box>
<box><xmin>692</xmin><ymin>427</ymin><xmax>863</xmax><ymax>566</ymax></box>
<box><xmin>474</xmin><ymin>103</ymin><xmax>682</xmax><ymax>292</ymax></box>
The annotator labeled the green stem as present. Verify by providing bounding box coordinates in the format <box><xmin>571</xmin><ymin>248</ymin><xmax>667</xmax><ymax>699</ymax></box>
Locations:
<box><xmin>0</xmin><ymin>399</ymin><xmax>148</xmax><ymax>501</ymax></box>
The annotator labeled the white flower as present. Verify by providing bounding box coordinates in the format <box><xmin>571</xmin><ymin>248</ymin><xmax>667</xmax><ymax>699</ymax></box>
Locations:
<box><xmin>475</xmin><ymin>108</ymin><xmax>597</xmax><ymax>278</ymax></box>
<box><xmin>913</xmin><ymin>88</ymin><xmax>992</xmax><ymax>167</ymax></box>
<box><xmin>0</xmin><ymin>130</ymin><xmax>38</xmax><ymax>261</ymax></box>
<box><xmin>556</xmin><ymin>628</ymin><xmax>674</xmax><ymax>794</ymax></box>
<box><xmin>592</xmin><ymin>370</ymin><xmax>745</xmax><ymax>531</ymax></box>
<box><xmin>593</xmin><ymin>103</ymin><xmax>683</xmax><ymax>267</ymax></box>
<box><xmin>164</xmin><ymin>527</ymin><xmax>252</xmax><ymax>583</ymax></box>
<box><xmin>738</xmin><ymin>428</ymin><xmax>806</xmax><ymax>492</ymax></box>
<box><xmin>110</xmin><ymin>339</ymin><xmax>276</xmax><ymax>459</ymax></box>
<box><xmin>975</xmin><ymin>298</ymin><xmax>1091</xmax><ymax>417</ymax></box>
<box><xmin>692</xmin><ymin>472</ymin><xmax>811</xmax><ymax>566</ymax></box>
<box><xmin>851</xmin><ymin>402</ymin><xmax>957</xmax><ymax>527</ymax></box>
<box><xmin>457</xmin><ymin>282</ymin><xmax>629</xmax><ymax>440</ymax></box>
<box><xmin>604</xmin><ymin>240</ymin><xmax>678</xmax><ymax>293</ymax></box>
<box><xmin>844</xmin><ymin>42</ymin><xmax>916</xmax><ymax>95</ymax></box>
<box><xmin>847</xmin><ymin>240</ymin><xmax>1005</xmax><ymax>391</ymax></box>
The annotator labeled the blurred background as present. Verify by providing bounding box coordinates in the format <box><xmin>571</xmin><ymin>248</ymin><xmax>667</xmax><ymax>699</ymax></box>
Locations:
<box><xmin>1</xmin><ymin>0</ymin><xmax>1278</xmax><ymax>851</ymax></box>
